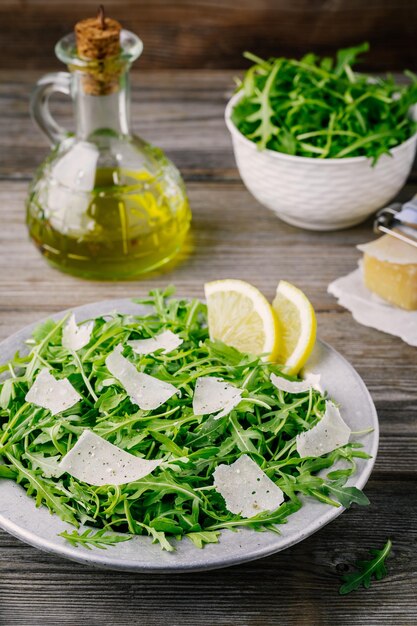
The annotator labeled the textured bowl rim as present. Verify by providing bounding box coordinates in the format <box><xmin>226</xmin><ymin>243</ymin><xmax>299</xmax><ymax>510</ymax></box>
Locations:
<box><xmin>225</xmin><ymin>91</ymin><xmax>417</xmax><ymax>165</ymax></box>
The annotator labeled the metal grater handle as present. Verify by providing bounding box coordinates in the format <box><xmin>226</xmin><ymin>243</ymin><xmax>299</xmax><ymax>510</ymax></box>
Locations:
<box><xmin>374</xmin><ymin>198</ymin><xmax>417</xmax><ymax>249</ymax></box>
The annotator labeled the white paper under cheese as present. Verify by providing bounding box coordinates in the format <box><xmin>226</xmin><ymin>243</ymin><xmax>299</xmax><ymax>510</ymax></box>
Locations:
<box><xmin>357</xmin><ymin>235</ymin><xmax>417</xmax><ymax>265</ymax></box>
<box><xmin>128</xmin><ymin>330</ymin><xmax>183</xmax><ymax>355</ymax></box>
<box><xmin>62</xmin><ymin>314</ymin><xmax>94</xmax><ymax>352</ymax></box>
<box><xmin>192</xmin><ymin>376</ymin><xmax>242</xmax><ymax>419</ymax></box>
<box><xmin>213</xmin><ymin>455</ymin><xmax>284</xmax><ymax>518</ymax></box>
<box><xmin>328</xmin><ymin>268</ymin><xmax>417</xmax><ymax>346</ymax></box>
<box><xmin>25</xmin><ymin>368</ymin><xmax>81</xmax><ymax>415</ymax></box>
<box><xmin>105</xmin><ymin>345</ymin><xmax>178</xmax><ymax>410</ymax></box>
<box><xmin>296</xmin><ymin>401</ymin><xmax>351</xmax><ymax>458</ymax></box>
<box><xmin>59</xmin><ymin>430</ymin><xmax>162</xmax><ymax>486</ymax></box>
<box><xmin>270</xmin><ymin>372</ymin><xmax>321</xmax><ymax>394</ymax></box>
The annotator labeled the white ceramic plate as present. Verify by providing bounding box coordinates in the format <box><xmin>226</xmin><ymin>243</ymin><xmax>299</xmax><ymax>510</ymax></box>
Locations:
<box><xmin>0</xmin><ymin>299</ymin><xmax>378</xmax><ymax>572</ymax></box>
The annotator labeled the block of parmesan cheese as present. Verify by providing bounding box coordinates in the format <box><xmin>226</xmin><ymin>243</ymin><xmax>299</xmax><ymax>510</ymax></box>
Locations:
<box><xmin>357</xmin><ymin>235</ymin><xmax>417</xmax><ymax>310</ymax></box>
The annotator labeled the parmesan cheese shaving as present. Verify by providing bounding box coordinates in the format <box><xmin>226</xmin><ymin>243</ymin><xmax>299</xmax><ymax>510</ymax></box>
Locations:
<box><xmin>128</xmin><ymin>330</ymin><xmax>183</xmax><ymax>355</ymax></box>
<box><xmin>62</xmin><ymin>314</ymin><xmax>94</xmax><ymax>352</ymax></box>
<box><xmin>105</xmin><ymin>345</ymin><xmax>178</xmax><ymax>410</ymax></box>
<box><xmin>213</xmin><ymin>455</ymin><xmax>284</xmax><ymax>518</ymax></box>
<box><xmin>357</xmin><ymin>234</ymin><xmax>417</xmax><ymax>265</ymax></box>
<box><xmin>59</xmin><ymin>430</ymin><xmax>162</xmax><ymax>486</ymax></box>
<box><xmin>296</xmin><ymin>401</ymin><xmax>351</xmax><ymax>458</ymax></box>
<box><xmin>192</xmin><ymin>376</ymin><xmax>242</xmax><ymax>419</ymax></box>
<box><xmin>25</xmin><ymin>368</ymin><xmax>81</xmax><ymax>416</ymax></box>
<box><xmin>270</xmin><ymin>372</ymin><xmax>321</xmax><ymax>394</ymax></box>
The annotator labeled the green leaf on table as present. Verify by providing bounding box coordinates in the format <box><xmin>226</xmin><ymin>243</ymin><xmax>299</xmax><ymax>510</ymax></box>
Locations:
<box><xmin>339</xmin><ymin>539</ymin><xmax>392</xmax><ymax>595</ymax></box>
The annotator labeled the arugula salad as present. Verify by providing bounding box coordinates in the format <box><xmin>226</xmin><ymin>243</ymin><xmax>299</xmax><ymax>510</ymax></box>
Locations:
<box><xmin>231</xmin><ymin>43</ymin><xmax>417</xmax><ymax>162</ymax></box>
<box><xmin>0</xmin><ymin>288</ymin><xmax>370</xmax><ymax>552</ymax></box>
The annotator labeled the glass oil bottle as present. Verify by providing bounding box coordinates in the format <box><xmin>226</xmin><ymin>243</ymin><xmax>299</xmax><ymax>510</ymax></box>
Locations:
<box><xmin>26</xmin><ymin>11</ymin><xmax>191</xmax><ymax>279</ymax></box>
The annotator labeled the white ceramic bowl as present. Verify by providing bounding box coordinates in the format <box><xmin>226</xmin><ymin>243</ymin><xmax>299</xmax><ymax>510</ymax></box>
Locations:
<box><xmin>225</xmin><ymin>92</ymin><xmax>417</xmax><ymax>231</ymax></box>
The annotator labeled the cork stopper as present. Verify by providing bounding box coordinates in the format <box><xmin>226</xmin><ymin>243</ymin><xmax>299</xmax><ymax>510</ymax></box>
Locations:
<box><xmin>74</xmin><ymin>6</ymin><xmax>123</xmax><ymax>95</ymax></box>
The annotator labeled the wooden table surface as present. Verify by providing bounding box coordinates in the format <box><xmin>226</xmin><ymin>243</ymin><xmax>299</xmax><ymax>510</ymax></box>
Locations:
<box><xmin>0</xmin><ymin>69</ymin><xmax>416</xmax><ymax>626</ymax></box>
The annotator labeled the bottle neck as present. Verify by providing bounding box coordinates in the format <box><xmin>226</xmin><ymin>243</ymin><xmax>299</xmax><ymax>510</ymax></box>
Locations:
<box><xmin>73</xmin><ymin>70</ymin><xmax>131</xmax><ymax>140</ymax></box>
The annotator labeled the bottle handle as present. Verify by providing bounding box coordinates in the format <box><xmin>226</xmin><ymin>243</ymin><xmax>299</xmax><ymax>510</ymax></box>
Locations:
<box><xmin>30</xmin><ymin>72</ymin><xmax>72</xmax><ymax>146</ymax></box>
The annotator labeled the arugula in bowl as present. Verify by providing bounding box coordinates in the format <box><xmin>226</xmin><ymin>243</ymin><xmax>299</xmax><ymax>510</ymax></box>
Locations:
<box><xmin>231</xmin><ymin>43</ymin><xmax>417</xmax><ymax>163</ymax></box>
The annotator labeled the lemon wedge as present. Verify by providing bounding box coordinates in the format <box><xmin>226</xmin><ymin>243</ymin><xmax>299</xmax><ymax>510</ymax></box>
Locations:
<box><xmin>204</xmin><ymin>279</ymin><xmax>280</xmax><ymax>360</ymax></box>
<box><xmin>272</xmin><ymin>280</ymin><xmax>317</xmax><ymax>375</ymax></box>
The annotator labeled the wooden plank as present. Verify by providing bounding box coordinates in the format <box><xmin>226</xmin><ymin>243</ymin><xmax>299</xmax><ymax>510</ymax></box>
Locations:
<box><xmin>1</xmin><ymin>0</ymin><xmax>417</xmax><ymax>70</ymax></box>
<box><xmin>0</xmin><ymin>70</ymin><xmax>236</xmax><ymax>178</ymax></box>
<box><xmin>0</xmin><ymin>480</ymin><xmax>415</xmax><ymax>625</ymax></box>
<box><xmin>1</xmin><ymin>71</ymin><xmax>416</xmax><ymax>182</ymax></box>
<box><xmin>2</xmin><ymin>180</ymin><xmax>417</xmax><ymax>317</ymax></box>
<box><xmin>1</xmin><ymin>69</ymin><xmax>416</xmax><ymax>183</ymax></box>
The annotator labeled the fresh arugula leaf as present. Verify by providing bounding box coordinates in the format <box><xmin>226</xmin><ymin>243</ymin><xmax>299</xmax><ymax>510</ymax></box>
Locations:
<box><xmin>186</xmin><ymin>531</ymin><xmax>221</xmax><ymax>548</ymax></box>
<box><xmin>60</xmin><ymin>528</ymin><xmax>132</xmax><ymax>550</ymax></box>
<box><xmin>0</xmin><ymin>465</ymin><xmax>16</xmax><ymax>479</ymax></box>
<box><xmin>23</xmin><ymin>450</ymin><xmax>64</xmax><ymax>478</ymax></box>
<box><xmin>326</xmin><ymin>479</ymin><xmax>370</xmax><ymax>508</ymax></box>
<box><xmin>31</xmin><ymin>319</ymin><xmax>58</xmax><ymax>343</ymax></box>
<box><xmin>137</xmin><ymin>522</ymin><xmax>175</xmax><ymax>552</ymax></box>
<box><xmin>339</xmin><ymin>539</ymin><xmax>392</xmax><ymax>594</ymax></box>
<box><xmin>246</xmin><ymin>60</ymin><xmax>281</xmax><ymax>149</ymax></box>
<box><xmin>5</xmin><ymin>452</ymin><xmax>77</xmax><ymax>525</ymax></box>
<box><xmin>335</xmin><ymin>43</ymin><xmax>369</xmax><ymax>76</ymax></box>
<box><xmin>232</xmin><ymin>45</ymin><xmax>417</xmax><ymax>163</ymax></box>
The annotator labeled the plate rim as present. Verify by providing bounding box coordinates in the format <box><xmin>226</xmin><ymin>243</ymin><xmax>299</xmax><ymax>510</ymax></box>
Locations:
<box><xmin>0</xmin><ymin>298</ymin><xmax>379</xmax><ymax>573</ymax></box>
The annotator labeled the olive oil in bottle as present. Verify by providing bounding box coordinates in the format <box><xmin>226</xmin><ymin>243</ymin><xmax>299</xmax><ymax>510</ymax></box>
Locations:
<box><xmin>27</xmin><ymin>155</ymin><xmax>190</xmax><ymax>279</ymax></box>
<box><xmin>26</xmin><ymin>11</ymin><xmax>191</xmax><ymax>279</ymax></box>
